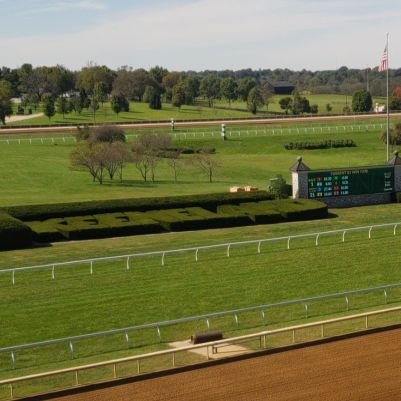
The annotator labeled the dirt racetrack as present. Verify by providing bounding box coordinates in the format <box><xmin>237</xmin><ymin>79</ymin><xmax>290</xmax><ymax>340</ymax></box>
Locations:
<box><xmin>33</xmin><ymin>327</ymin><xmax>401</xmax><ymax>401</ymax></box>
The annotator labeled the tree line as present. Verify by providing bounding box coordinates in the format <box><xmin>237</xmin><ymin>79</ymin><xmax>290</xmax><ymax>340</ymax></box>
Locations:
<box><xmin>1</xmin><ymin>63</ymin><xmax>401</xmax><ymax>124</ymax></box>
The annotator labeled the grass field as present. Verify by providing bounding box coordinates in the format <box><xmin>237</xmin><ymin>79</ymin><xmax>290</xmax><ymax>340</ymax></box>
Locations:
<box><xmin>0</xmin><ymin>119</ymin><xmax>394</xmax><ymax>207</ymax></box>
<box><xmin>2</xmin><ymin>203</ymin><xmax>401</xmax><ymax>378</ymax></box>
<box><xmin>7</xmin><ymin>94</ymin><xmax>388</xmax><ymax>127</ymax></box>
<box><xmin>1</xmin><ymin>115</ymin><xmax>401</xmax><ymax>383</ymax></box>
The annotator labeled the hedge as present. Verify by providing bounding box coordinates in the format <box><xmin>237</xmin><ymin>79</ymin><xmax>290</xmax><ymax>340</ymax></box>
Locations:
<box><xmin>28</xmin><ymin>212</ymin><xmax>164</xmax><ymax>242</ymax></box>
<box><xmin>23</xmin><ymin>199</ymin><xmax>328</xmax><ymax>244</ymax></box>
<box><xmin>3</xmin><ymin>191</ymin><xmax>274</xmax><ymax>221</ymax></box>
<box><xmin>0</xmin><ymin>212</ymin><xmax>33</xmax><ymax>250</ymax></box>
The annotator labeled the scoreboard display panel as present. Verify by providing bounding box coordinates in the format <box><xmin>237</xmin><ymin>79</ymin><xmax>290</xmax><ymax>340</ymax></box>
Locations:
<box><xmin>307</xmin><ymin>167</ymin><xmax>394</xmax><ymax>198</ymax></box>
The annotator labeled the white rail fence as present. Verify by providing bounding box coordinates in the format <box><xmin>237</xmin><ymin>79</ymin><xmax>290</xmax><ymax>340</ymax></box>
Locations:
<box><xmin>1</xmin><ymin>280</ymin><xmax>400</xmax><ymax>371</ymax></box>
<box><xmin>1</xmin><ymin>221</ymin><xmax>400</xmax><ymax>286</ymax></box>
<box><xmin>0</xmin><ymin>123</ymin><xmax>385</xmax><ymax>144</ymax></box>
<box><xmin>1</xmin><ymin>306</ymin><xmax>400</xmax><ymax>401</ymax></box>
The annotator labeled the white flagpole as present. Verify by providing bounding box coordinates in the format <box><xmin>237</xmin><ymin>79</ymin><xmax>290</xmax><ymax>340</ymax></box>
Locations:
<box><xmin>386</xmin><ymin>32</ymin><xmax>390</xmax><ymax>161</ymax></box>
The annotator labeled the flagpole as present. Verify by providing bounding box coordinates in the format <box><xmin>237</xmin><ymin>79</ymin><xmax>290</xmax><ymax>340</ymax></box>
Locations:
<box><xmin>386</xmin><ymin>32</ymin><xmax>390</xmax><ymax>161</ymax></box>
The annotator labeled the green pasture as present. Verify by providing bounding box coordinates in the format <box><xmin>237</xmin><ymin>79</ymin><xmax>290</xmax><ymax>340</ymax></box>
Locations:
<box><xmin>7</xmin><ymin>94</ymin><xmax>388</xmax><ymax>127</ymax></box>
<box><xmin>2</xmin><ymin>203</ymin><xmax>401</xmax><ymax>380</ymax></box>
<box><xmin>0</xmin><ymin>119</ymin><xmax>395</xmax><ymax>207</ymax></box>
<box><xmin>8</xmin><ymin>101</ymin><xmax>252</xmax><ymax>126</ymax></box>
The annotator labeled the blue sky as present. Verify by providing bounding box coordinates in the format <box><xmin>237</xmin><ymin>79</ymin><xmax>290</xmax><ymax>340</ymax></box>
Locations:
<box><xmin>1</xmin><ymin>0</ymin><xmax>400</xmax><ymax>71</ymax></box>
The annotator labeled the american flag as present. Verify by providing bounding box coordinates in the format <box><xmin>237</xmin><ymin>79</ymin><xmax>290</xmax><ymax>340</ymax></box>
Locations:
<box><xmin>379</xmin><ymin>44</ymin><xmax>388</xmax><ymax>72</ymax></box>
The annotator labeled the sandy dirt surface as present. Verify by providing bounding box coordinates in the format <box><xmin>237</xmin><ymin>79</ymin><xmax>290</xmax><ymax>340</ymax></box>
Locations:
<box><xmin>40</xmin><ymin>327</ymin><xmax>401</xmax><ymax>401</ymax></box>
<box><xmin>5</xmin><ymin>113</ymin><xmax>43</xmax><ymax>123</ymax></box>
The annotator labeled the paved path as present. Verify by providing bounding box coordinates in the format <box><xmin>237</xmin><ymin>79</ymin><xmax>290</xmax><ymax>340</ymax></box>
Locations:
<box><xmin>40</xmin><ymin>327</ymin><xmax>401</xmax><ymax>401</ymax></box>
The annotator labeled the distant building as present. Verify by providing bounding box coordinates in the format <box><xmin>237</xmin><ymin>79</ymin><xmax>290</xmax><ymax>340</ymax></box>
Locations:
<box><xmin>374</xmin><ymin>102</ymin><xmax>385</xmax><ymax>113</ymax></box>
<box><xmin>270</xmin><ymin>81</ymin><xmax>295</xmax><ymax>95</ymax></box>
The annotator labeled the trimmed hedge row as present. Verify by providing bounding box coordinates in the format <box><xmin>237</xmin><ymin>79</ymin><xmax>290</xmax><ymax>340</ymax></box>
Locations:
<box><xmin>26</xmin><ymin>199</ymin><xmax>328</xmax><ymax>243</ymax></box>
<box><xmin>3</xmin><ymin>192</ymin><xmax>274</xmax><ymax>221</ymax></box>
<box><xmin>284</xmin><ymin>139</ymin><xmax>356</xmax><ymax>150</ymax></box>
<box><xmin>0</xmin><ymin>212</ymin><xmax>33</xmax><ymax>250</ymax></box>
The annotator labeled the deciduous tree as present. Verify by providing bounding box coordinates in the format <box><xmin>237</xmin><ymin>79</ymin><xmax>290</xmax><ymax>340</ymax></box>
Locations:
<box><xmin>0</xmin><ymin>80</ymin><xmax>13</xmax><ymax>124</ymax></box>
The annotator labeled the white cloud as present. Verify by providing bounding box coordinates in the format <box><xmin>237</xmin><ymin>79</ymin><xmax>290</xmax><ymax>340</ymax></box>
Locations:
<box><xmin>1</xmin><ymin>0</ymin><xmax>400</xmax><ymax>70</ymax></box>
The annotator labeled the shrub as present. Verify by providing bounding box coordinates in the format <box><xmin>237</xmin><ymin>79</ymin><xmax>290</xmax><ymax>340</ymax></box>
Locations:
<box><xmin>0</xmin><ymin>212</ymin><xmax>33</xmax><ymax>250</ymax></box>
<box><xmin>3</xmin><ymin>192</ymin><xmax>274</xmax><ymax>221</ymax></box>
<box><xmin>284</xmin><ymin>139</ymin><xmax>356</xmax><ymax>150</ymax></box>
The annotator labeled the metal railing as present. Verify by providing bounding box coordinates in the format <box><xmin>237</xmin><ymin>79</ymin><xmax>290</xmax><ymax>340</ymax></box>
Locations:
<box><xmin>1</xmin><ymin>220</ymin><xmax>399</xmax><ymax>286</ymax></box>
<box><xmin>1</xmin><ymin>306</ymin><xmax>400</xmax><ymax>400</ymax></box>
<box><xmin>1</xmin><ymin>280</ymin><xmax>401</xmax><ymax>370</ymax></box>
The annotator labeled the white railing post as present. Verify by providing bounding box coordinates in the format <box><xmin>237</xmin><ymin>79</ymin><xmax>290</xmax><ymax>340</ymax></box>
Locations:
<box><xmin>345</xmin><ymin>296</ymin><xmax>349</xmax><ymax>311</ymax></box>
<box><xmin>342</xmin><ymin>230</ymin><xmax>346</xmax><ymax>242</ymax></box>
<box><xmin>10</xmin><ymin>351</ymin><xmax>15</xmax><ymax>369</ymax></box>
<box><xmin>74</xmin><ymin>370</ymin><xmax>79</xmax><ymax>386</ymax></box>
<box><xmin>226</xmin><ymin>244</ymin><xmax>231</xmax><ymax>257</ymax></box>
<box><xmin>315</xmin><ymin>233</ymin><xmax>319</xmax><ymax>246</ymax></box>
<box><xmin>234</xmin><ymin>314</ymin><xmax>239</xmax><ymax>327</ymax></box>
<box><xmin>52</xmin><ymin>265</ymin><xmax>55</xmax><ymax>280</ymax></box>
<box><xmin>9</xmin><ymin>383</ymin><xmax>13</xmax><ymax>400</ymax></box>
<box><xmin>394</xmin><ymin>224</ymin><xmax>398</xmax><ymax>236</ymax></box>
<box><xmin>384</xmin><ymin>290</ymin><xmax>388</xmax><ymax>304</ymax></box>
<box><xmin>125</xmin><ymin>332</ymin><xmax>130</xmax><ymax>347</ymax></box>
<box><xmin>304</xmin><ymin>303</ymin><xmax>308</xmax><ymax>318</ymax></box>
<box><xmin>287</xmin><ymin>237</ymin><xmax>291</xmax><ymax>250</ymax></box>
<box><xmin>161</xmin><ymin>253</ymin><xmax>165</xmax><ymax>266</ymax></box>
<box><xmin>126</xmin><ymin>257</ymin><xmax>130</xmax><ymax>271</ymax></box>
<box><xmin>12</xmin><ymin>270</ymin><xmax>15</xmax><ymax>285</ymax></box>
<box><xmin>195</xmin><ymin>248</ymin><xmax>199</xmax><ymax>262</ymax></box>
<box><xmin>156</xmin><ymin>326</ymin><xmax>161</xmax><ymax>340</ymax></box>
<box><xmin>257</xmin><ymin>241</ymin><xmax>261</xmax><ymax>254</ymax></box>
<box><xmin>206</xmin><ymin>318</ymin><xmax>210</xmax><ymax>329</ymax></box>
<box><xmin>90</xmin><ymin>260</ymin><xmax>93</xmax><ymax>275</ymax></box>
<box><xmin>69</xmin><ymin>341</ymin><xmax>74</xmax><ymax>358</ymax></box>
<box><xmin>368</xmin><ymin>227</ymin><xmax>373</xmax><ymax>239</ymax></box>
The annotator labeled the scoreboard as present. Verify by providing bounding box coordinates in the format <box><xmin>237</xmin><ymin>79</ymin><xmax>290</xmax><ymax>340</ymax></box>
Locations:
<box><xmin>307</xmin><ymin>167</ymin><xmax>394</xmax><ymax>198</ymax></box>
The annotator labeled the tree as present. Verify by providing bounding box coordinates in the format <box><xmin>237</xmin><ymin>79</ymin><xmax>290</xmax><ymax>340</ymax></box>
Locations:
<box><xmin>237</xmin><ymin>77</ymin><xmax>257</xmax><ymax>101</ymax></box>
<box><xmin>77</xmin><ymin>64</ymin><xmax>114</xmax><ymax>96</ymax></box>
<box><xmin>166</xmin><ymin>150</ymin><xmax>182</xmax><ymax>182</ymax></box>
<box><xmin>70</xmin><ymin>142</ymin><xmax>130</xmax><ymax>184</ymax></box>
<box><xmin>292</xmin><ymin>92</ymin><xmax>310</xmax><ymax>114</ymax></box>
<box><xmin>352</xmin><ymin>90</ymin><xmax>372</xmax><ymax>112</ymax></box>
<box><xmin>69</xmin><ymin>96</ymin><xmax>83</xmax><ymax>114</ymax></box>
<box><xmin>89</xmin><ymin>97</ymin><xmax>99</xmax><ymax>122</ymax></box>
<box><xmin>144</xmin><ymin>86</ymin><xmax>162</xmax><ymax>110</ymax></box>
<box><xmin>200</xmin><ymin>74</ymin><xmax>220</xmax><ymax>107</ymax></box>
<box><xmin>247</xmin><ymin>87</ymin><xmax>264</xmax><ymax>114</ymax></box>
<box><xmin>326</xmin><ymin>103</ymin><xmax>332</xmax><ymax>113</ymax></box>
<box><xmin>0</xmin><ymin>80</ymin><xmax>13</xmax><ymax>124</ymax></box>
<box><xmin>268</xmin><ymin>175</ymin><xmax>290</xmax><ymax>199</ymax></box>
<box><xmin>181</xmin><ymin>75</ymin><xmax>200</xmax><ymax>104</ymax></box>
<box><xmin>132</xmin><ymin>132</ymin><xmax>172</xmax><ymax>182</ymax></box>
<box><xmin>103</xmin><ymin>142</ymin><xmax>131</xmax><ymax>181</ymax></box>
<box><xmin>279</xmin><ymin>97</ymin><xmax>293</xmax><ymax>114</ymax></box>
<box><xmin>162</xmin><ymin>72</ymin><xmax>181</xmax><ymax>102</ymax></box>
<box><xmin>381</xmin><ymin>123</ymin><xmax>401</xmax><ymax>150</ymax></box>
<box><xmin>220</xmin><ymin>77</ymin><xmax>237</xmax><ymax>106</ymax></box>
<box><xmin>42</xmin><ymin>93</ymin><xmax>55</xmax><ymax>121</ymax></box>
<box><xmin>93</xmin><ymin>82</ymin><xmax>108</xmax><ymax>108</ymax></box>
<box><xmin>89</xmin><ymin>125</ymin><xmax>126</xmax><ymax>144</ymax></box>
<box><xmin>310</xmin><ymin>104</ymin><xmax>319</xmax><ymax>114</ymax></box>
<box><xmin>260</xmin><ymin>82</ymin><xmax>273</xmax><ymax>111</ymax></box>
<box><xmin>70</xmin><ymin>144</ymin><xmax>102</xmax><ymax>183</ymax></box>
<box><xmin>172</xmin><ymin>83</ymin><xmax>186</xmax><ymax>108</ymax></box>
<box><xmin>192</xmin><ymin>151</ymin><xmax>221</xmax><ymax>183</ymax></box>
<box><xmin>110</xmin><ymin>94</ymin><xmax>129</xmax><ymax>115</ymax></box>
<box><xmin>389</xmin><ymin>96</ymin><xmax>401</xmax><ymax>111</ymax></box>
<box><xmin>56</xmin><ymin>96</ymin><xmax>69</xmax><ymax>118</ymax></box>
